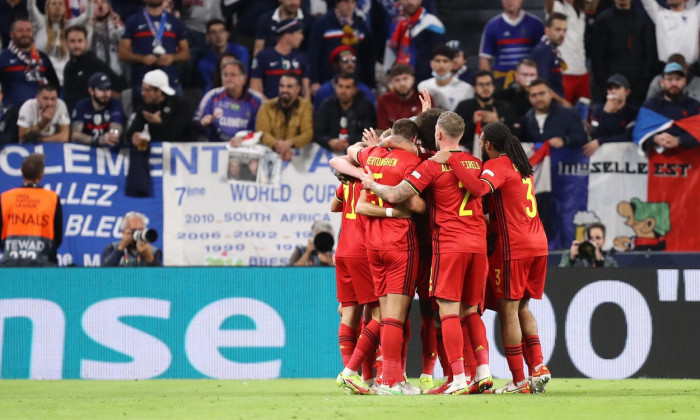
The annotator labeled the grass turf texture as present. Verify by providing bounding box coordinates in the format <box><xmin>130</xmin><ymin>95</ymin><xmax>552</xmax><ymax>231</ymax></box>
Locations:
<box><xmin>0</xmin><ymin>379</ymin><xmax>698</xmax><ymax>419</ymax></box>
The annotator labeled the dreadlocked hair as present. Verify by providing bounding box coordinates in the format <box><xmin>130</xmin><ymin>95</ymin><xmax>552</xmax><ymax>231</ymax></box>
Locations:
<box><xmin>482</xmin><ymin>122</ymin><xmax>533</xmax><ymax>177</ymax></box>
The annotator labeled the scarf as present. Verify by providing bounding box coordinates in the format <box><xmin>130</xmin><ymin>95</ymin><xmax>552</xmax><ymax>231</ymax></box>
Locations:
<box><xmin>389</xmin><ymin>7</ymin><xmax>423</xmax><ymax>65</ymax></box>
<box><xmin>8</xmin><ymin>41</ymin><xmax>48</xmax><ymax>85</ymax></box>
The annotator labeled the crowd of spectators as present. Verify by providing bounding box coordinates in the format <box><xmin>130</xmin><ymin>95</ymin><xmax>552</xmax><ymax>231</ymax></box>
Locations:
<box><xmin>0</xmin><ymin>0</ymin><xmax>699</xmax><ymax>160</ymax></box>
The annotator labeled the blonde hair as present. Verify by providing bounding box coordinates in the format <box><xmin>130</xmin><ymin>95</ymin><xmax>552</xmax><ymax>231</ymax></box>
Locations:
<box><xmin>46</xmin><ymin>0</ymin><xmax>68</xmax><ymax>60</ymax></box>
<box><xmin>436</xmin><ymin>111</ymin><xmax>465</xmax><ymax>139</ymax></box>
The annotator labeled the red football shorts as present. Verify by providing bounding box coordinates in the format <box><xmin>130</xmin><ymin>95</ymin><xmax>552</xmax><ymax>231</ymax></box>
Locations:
<box><xmin>562</xmin><ymin>73</ymin><xmax>591</xmax><ymax>104</ymax></box>
<box><xmin>367</xmin><ymin>248</ymin><xmax>418</xmax><ymax>297</ymax></box>
<box><xmin>429</xmin><ymin>252</ymin><xmax>488</xmax><ymax>305</ymax></box>
<box><xmin>335</xmin><ymin>256</ymin><xmax>378</xmax><ymax>305</ymax></box>
<box><xmin>488</xmin><ymin>253</ymin><xmax>547</xmax><ymax>301</ymax></box>
<box><xmin>415</xmin><ymin>246</ymin><xmax>432</xmax><ymax>300</ymax></box>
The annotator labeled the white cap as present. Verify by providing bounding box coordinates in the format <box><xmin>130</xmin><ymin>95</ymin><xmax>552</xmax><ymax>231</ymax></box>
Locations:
<box><xmin>142</xmin><ymin>70</ymin><xmax>175</xmax><ymax>96</ymax></box>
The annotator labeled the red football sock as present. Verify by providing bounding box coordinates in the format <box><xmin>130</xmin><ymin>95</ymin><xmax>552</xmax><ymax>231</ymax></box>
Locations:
<box><xmin>381</xmin><ymin>318</ymin><xmax>404</xmax><ymax>386</ymax></box>
<box><xmin>362</xmin><ymin>348</ymin><xmax>377</xmax><ymax>382</ymax></box>
<box><xmin>420</xmin><ymin>315</ymin><xmax>437</xmax><ymax>375</ymax></box>
<box><xmin>375</xmin><ymin>346</ymin><xmax>383</xmax><ymax>380</ymax></box>
<box><xmin>524</xmin><ymin>335</ymin><xmax>544</xmax><ymax>370</ymax></box>
<box><xmin>440</xmin><ymin>315</ymin><xmax>465</xmax><ymax>376</ymax></box>
<box><xmin>504</xmin><ymin>345</ymin><xmax>526</xmax><ymax>384</ymax></box>
<box><xmin>461</xmin><ymin>316</ymin><xmax>477</xmax><ymax>380</ymax></box>
<box><xmin>401</xmin><ymin>317</ymin><xmax>411</xmax><ymax>374</ymax></box>
<box><xmin>435</xmin><ymin>325</ymin><xmax>452</xmax><ymax>378</ymax></box>
<box><xmin>522</xmin><ymin>341</ymin><xmax>532</xmax><ymax>376</ymax></box>
<box><xmin>338</xmin><ymin>323</ymin><xmax>357</xmax><ymax>367</ymax></box>
<box><xmin>464</xmin><ymin>312</ymin><xmax>489</xmax><ymax>367</ymax></box>
<box><xmin>346</xmin><ymin>319</ymin><xmax>380</xmax><ymax>372</ymax></box>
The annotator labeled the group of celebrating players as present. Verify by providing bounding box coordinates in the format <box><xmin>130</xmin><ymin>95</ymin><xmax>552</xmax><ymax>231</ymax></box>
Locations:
<box><xmin>329</xmin><ymin>96</ymin><xmax>551</xmax><ymax>396</ymax></box>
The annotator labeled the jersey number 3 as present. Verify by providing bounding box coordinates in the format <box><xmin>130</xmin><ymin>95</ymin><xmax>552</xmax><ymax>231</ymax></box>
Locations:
<box><xmin>523</xmin><ymin>178</ymin><xmax>537</xmax><ymax>218</ymax></box>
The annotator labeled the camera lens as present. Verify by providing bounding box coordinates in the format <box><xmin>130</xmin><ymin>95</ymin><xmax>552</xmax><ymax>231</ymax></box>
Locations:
<box><xmin>313</xmin><ymin>232</ymin><xmax>334</xmax><ymax>253</ymax></box>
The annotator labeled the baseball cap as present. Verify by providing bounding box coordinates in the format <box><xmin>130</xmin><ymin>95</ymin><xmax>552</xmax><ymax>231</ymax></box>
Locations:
<box><xmin>88</xmin><ymin>72</ymin><xmax>111</xmax><ymax>90</ymax></box>
<box><xmin>446</xmin><ymin>39</ymin><xmax>465</xmax><ymax>53</ymax></box>
<box><xmin>276</xmin><ymin>19</ymin><xmax>302</xmax><ymax>35</ymax></box>
<box><xmin>329</xmin><ymin>45</ymin><xmax>356</xmax><ymax>64</ymax></box>
<box><xmin>663</xmin><ymin>62</ymin><xmax>686</xmax><ymax>76</ymax></box>
<box><xmin>606</xmin><ymin>74</ymin><xmax>630</xmax><ymax>89</ymax></box>
<box><xmin>142</xmin><ymin>69</ymin><xmax>175</xmax><ymax>96</ymax></box>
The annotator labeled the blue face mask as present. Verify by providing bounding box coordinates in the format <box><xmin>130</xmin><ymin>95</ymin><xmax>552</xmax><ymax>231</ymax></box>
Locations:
<box><xmin>431</xmin><ymin>71</ymin><xmax>452</xmax><ymax>82</ymax></box>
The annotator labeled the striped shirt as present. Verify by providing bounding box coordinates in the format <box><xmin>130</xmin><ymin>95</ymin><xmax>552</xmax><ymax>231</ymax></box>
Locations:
<box><xmin>479</xmin><ymin>11</ymin><xmax>544</xmax><ymax>73</ymax></box>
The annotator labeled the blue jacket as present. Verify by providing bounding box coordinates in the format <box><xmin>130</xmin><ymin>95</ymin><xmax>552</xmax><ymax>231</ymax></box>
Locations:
<box><xmin>530</xmin><ymin>36</ymin><xmax>564</xmax><ymax>97</ymax></box>
<box><xmin>520</xmin><ymin>102</ymin><xmax>588</xmax><ymax>146</ymax></box>
<box><xmin>198</xmin><ymin>43</ymin><xmax>250</xmax><ymax>92</ymax></box>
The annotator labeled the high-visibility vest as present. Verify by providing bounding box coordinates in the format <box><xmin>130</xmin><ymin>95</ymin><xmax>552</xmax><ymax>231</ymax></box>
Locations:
<box><xmin>1</xmin><ymin>187</ymin><xmax>58</xmax><ymax>262</ymax></box>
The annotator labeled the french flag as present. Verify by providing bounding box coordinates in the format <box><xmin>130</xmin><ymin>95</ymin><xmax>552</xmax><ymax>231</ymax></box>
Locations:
<box><xmin>633</xmin><ymin>107</ymin><xmax>700</xmax><ymax>152</ymax></box>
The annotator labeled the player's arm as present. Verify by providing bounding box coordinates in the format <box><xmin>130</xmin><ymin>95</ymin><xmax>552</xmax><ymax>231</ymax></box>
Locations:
<box><xmin>378</xmin><ymin>136</ymin><xmax>418</xmax><ymax>155</ymax></box>
<box><xmin>329</xmin><ymin>155</ymin><xmax>364</xmax><ymax>179</ymax></box>
<box><xmin>330</xmin><ymin>186</ymin><xmax>343</xmax><ymax>213</ymax></box>
<box><xmin>355</xmin><ymin>190</ymin><xmax>410</xmax><ymax>218</ymax></box>
<box><xmin>445</xmin><ymin>154</ymin><xmax>491</xmax><ymax>197</ymax></box>
<box><xmin>346</xmin><ymin>142</ymin><xmax>366</xmax><ymax>164</ymax></box>
<box><xmin>361</xmin><ymin>167</ymin><xmax>418</xmax><ymax>204</ymax></box>
<box><xmin>406</xmin><ymin>194</ymin><xmax>426</xmax><ymax>214</ymax></box>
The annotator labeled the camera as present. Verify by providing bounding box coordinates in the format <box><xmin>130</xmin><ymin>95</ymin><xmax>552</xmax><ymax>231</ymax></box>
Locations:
<box><xmin>313</xmin><ymin>231</ymin><xmax>334</xmax><ymax>253</ymax></box>
<box><xmin>577</xmin><ymin>241</ymin><xmax>596</xmax><ymax>261</ymax></box>
<box><xmin>133</xmin><ymin>229</ymin><xmax>158</xmax><ymax>243</ymax></box>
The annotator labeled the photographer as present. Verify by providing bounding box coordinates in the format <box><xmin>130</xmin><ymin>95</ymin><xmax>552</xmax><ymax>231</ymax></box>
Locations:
<box><xmin>559</xmin><ymin>223</ymin><xmax>618</xmax><ymax>268</ymax></box>
<box><xmin>289</xmin><ymin>220</ymin><xmax>335</xmax><ymax>267</ymax></box>
<box><xmin>102</xmin><ymin>211</ymin><xmax>162</xmax><ymax>266</ymax></box>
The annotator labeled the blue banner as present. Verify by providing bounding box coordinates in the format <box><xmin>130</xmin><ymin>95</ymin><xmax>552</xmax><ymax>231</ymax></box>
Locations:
<box><xmin>0</xmin><ymin>267</ymin><xmax>339</xmax><ymax>379</ymax></box>
<box><xmin>549</xmin><ymin>147</ymin><xmax>589</xmax><ymax>249</ymax></box>
<box><xmin>0</xmin><ymin>144</ymin><xmax>163</xmax><ymax>266</ymax></box>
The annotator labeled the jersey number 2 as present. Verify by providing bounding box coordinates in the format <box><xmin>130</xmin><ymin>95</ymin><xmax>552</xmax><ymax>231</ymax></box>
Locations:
<box><xmin>457</xmin><ymin>181</ymin><xmax>473</xmax><ymax>216</ymax></box>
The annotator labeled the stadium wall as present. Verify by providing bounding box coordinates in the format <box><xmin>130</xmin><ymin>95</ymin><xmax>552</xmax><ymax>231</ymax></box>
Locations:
<box><xmin>1</xmin><ymin>267</ymin><xmax>698</xmax><ymax>380</ymax></box>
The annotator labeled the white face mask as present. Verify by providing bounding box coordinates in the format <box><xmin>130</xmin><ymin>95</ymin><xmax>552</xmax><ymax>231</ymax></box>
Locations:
<box><xmin>432</xmin><ymin>71</ymin><xmax>452</xmax><ymax>82</ymax></box>
<box><xmin>524</xmin><ymin>76</ymin><xmax>536</xmax><ymax>87</ymax></box>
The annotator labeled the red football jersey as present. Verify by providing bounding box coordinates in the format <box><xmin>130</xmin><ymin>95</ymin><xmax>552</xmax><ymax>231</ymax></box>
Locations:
<box><xmin>405</xmin><ymin>151</ymin><xmax>487</xmax><ymax>254</ymax></box>
<box><xmin>334</xmin><ymin>181</ymin><xmax>367</xmax><ymax>258</ymax></box>
<box><xmin>480</xmin><ymin>155</ymin><xmax>548</xmax><ymax>259</ymax></box>
<box><xmin>357</xmin><ymin>146</ymin><xmax>422</xmax><ymax>250</ymax></box>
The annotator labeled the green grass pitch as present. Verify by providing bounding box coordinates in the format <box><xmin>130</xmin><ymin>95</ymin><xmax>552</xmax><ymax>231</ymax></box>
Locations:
<box><xmin>0</xmin><ymin>379</ymin><xmax>698</xmax><ymax>419</ymax></box>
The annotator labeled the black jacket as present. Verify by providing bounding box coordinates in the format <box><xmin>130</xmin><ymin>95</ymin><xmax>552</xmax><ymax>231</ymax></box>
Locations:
<box><xmin>313</xmin><ymin>91</ymin><xmax>376</xmax><ymax>151</ymax></box>
<box><xmin>520</xmin><ymin>102</ymin><xmax>588</xmax><ymax>146</ymax></box>
<box><xmin>0</xmin><ymin>101</ymin><xmax>18</xmax><ymax>144</ymax></box>
<box><xmin>591</xmin><ymin>8</ymin><xmax>657</xmax><ymax>105</ymax></box>
<box><xmin>495</xmin><ymin>84</ymin><xmax>532</xmax><ymax>121</ymax></box>
<box><xmin>455</xmin><ymin>98</ymin><xmax>520</xmax><ymax>146</ymax></box>
<box><xmin>63</xmin><ymin>51</ymin><xmax>126</xmax><ymax>113</ymax></box>
<box><xmin>126</xmin><ymin>95</ymin><xmax>195</xmax><ymax>143</ymax></box>
<box><xmin>590</xmin><ymin>103</ymin><xmax>638</xmax><ymax>144</ymax></box>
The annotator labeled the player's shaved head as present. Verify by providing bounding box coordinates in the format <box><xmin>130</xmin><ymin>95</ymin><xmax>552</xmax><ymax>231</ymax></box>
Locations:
<box><xmin>436</xmin><ymin>111</ymin><xmax>465</xmax><ymax>139</ymax></box>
